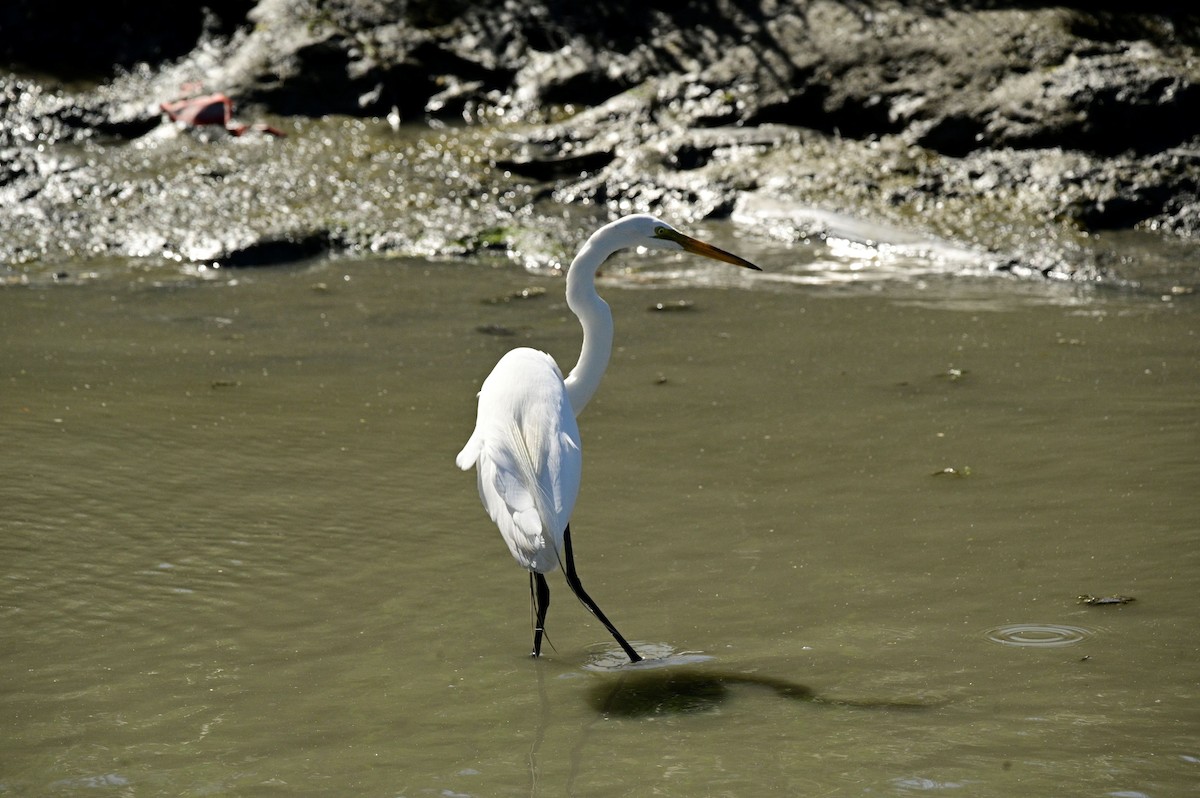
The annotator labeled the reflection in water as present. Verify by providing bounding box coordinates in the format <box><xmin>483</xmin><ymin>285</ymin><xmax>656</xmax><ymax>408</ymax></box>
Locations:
<box><xmin>529</xmin><ymin>661</ymin><xmax>551</xmax><ymax>798</ymax></box>
<box><xmin>586</xmin><ymin>667</ymin><xmax>937</xmax><ymax>718</ymax></box>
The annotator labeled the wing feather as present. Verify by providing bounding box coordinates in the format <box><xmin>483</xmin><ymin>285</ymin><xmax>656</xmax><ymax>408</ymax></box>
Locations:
<box><xmin>456</xmin><ymin>348</ymin><xmax>581</xmax><ymax>573</ymax></box>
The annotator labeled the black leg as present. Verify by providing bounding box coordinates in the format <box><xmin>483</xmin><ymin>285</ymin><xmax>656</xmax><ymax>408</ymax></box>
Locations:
<box><xmin>531</xmin><ymin>571</ymin><xmax>551</xmax><ymax>658</ymax></box>
<box><xmin>562</xmin><ymin>525</ymin><xmax>642</xmax><ymax>663</ymax></box>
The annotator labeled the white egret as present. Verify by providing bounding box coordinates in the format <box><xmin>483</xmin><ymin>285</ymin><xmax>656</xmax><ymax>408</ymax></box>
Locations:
<box><xmin>456</xmin><ymin>214</ymin><xmax>760</xmax><ymax>662</ymax></box>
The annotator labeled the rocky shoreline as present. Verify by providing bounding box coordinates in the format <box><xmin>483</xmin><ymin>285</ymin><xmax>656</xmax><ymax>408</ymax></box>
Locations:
<box><xmin>2</xmin><ymin>0</ymin><xmax>1197</xmax><ymax>286</ymax></box>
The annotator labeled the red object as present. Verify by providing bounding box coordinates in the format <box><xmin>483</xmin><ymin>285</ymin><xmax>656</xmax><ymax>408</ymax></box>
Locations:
<box><xmin>160</xmin><ymin>93</ymin><xmax>285</xmax><ymax>137</ymax></box>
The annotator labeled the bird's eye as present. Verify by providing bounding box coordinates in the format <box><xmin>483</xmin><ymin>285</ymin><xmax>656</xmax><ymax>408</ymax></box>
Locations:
<box><xmin>653</xmin><ymin>226</ymin><xmax>669</xmax><ymax>237</ymax></box>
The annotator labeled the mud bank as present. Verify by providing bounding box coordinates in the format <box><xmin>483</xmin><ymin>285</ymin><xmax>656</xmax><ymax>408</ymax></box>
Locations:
<box><xmin>1</xmin><ymin>1</ymin><xmax>1197</xmax><ymax>287</ymax></box>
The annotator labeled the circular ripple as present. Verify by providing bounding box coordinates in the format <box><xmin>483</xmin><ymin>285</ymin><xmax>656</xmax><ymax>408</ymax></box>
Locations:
<box><xmin>986</xmin><ymin>623</ymin><xmax>1092</xmax><ymax>648</ymax></box>
<box><xmin>583</xmin><ymin>643</ymin><xmax>714</xmax><ymax>671</ymax></box>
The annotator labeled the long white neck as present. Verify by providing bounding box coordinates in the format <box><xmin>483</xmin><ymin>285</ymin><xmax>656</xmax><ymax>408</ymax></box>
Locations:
<box><xmin>562</xmin><ymin>236</ymin><xmax>614</xmax><ymax>416</ymax></box>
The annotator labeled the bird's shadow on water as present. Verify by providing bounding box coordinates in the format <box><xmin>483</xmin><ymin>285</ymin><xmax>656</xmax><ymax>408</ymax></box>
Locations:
<box><xmin>527</xmin><ymin>654</ymin><xmax>940</xmax><ymax>796</ymax></box>
<box><xmin>585</xmin><ymin>666</ymin><xmax>940</xmax><ymax>718</ymax></box>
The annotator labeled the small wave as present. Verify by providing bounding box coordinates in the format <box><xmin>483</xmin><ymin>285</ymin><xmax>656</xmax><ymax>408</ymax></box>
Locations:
<box><xmin>985</xmin><ymin>623</ymin><xmax>1092</xmax><ymax>648</ymax></box>
<box><xmin>583</xmin><ymin>643</ymin><xmax>714</xmax><ymax>671</ymax></box>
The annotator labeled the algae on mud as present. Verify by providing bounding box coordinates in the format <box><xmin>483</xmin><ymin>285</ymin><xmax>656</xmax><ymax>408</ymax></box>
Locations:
<box><xmin>2</xmin><ymin>111</ymin><xmax>1197</xmax><ymax>297</ymax></box>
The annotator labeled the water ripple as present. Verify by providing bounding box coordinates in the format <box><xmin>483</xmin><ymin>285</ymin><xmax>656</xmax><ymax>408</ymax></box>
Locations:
<box><xmin>985</xmin><ymin>623</ymin><xmax>1092</xmax><ymax>648</ymax></box>
<box><xmin>583</xmin><ymin>643</ymin><xmax>714</xmax><ymax>671</ymax></box>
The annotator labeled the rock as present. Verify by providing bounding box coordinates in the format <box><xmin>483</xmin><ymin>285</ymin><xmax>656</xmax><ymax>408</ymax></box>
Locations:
<box><xmin>0</xmin><ymin>0</ymin><xmax>252</xmax><ymax>78</ymax></box>
<box><xmin>982</xmin><ymin>42</ymin><xmax>1200</xmax><ymax>156</ymax></box>
<box><xmin>220</xmin><ymin>230</ymin><xmax>330</xmax><ymax>267</ymax></box>
<box><xmin>495</xmin><ymin>149</ymin><xmax>616</xmax><ymax>181</ymax></box>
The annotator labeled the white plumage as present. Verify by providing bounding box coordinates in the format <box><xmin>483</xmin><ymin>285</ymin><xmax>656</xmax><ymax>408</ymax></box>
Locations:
<box><xmin>456</xmin><ymin>348</ymin><xmax>581</xmax><ymax>574</ymax></box>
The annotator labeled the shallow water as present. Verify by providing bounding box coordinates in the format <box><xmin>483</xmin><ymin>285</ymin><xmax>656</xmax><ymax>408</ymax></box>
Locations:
<box><xmin>2</xmin><ymin>240</ymin><xmax>1198</xmax><ymax>797</ymax></box>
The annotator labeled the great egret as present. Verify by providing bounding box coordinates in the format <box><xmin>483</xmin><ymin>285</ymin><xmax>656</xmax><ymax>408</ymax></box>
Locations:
<box><xmin>456</xmin><ymin>214</ymin><xmax>760</xmax><ymax>662</ymax></box>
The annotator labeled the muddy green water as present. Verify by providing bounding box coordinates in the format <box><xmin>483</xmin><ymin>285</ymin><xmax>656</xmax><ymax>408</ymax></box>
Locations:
<box><xmin>2</xmin><ymin>246</ymin><xmax>1198</xmax><ymax>797</ymax></box>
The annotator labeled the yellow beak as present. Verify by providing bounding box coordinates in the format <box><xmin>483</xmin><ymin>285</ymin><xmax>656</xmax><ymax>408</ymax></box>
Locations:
<box><xmin>656</xmin><ymin>227</ymin><xmax>761</xmax><ymax>271</ymax></box>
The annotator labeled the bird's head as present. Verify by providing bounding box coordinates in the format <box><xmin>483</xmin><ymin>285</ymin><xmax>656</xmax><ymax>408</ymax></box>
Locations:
<box><xmin>626</xmin><ymin>214</ymin><xmax>761</xmax><ymax>271</ymax></box>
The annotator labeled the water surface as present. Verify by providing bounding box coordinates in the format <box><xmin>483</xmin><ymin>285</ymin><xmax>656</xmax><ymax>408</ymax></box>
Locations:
<box><xmin>2</xmin><ymin>244</ymin><xmax>1197</xmax><ymax>796</ymax></box>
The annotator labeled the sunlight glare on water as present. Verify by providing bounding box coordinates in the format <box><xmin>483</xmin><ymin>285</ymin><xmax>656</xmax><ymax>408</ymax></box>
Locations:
<box><xmin>1</xmin><ymin>244</ymin><xmax>1198</xmax><ymax>797</ymax></box>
